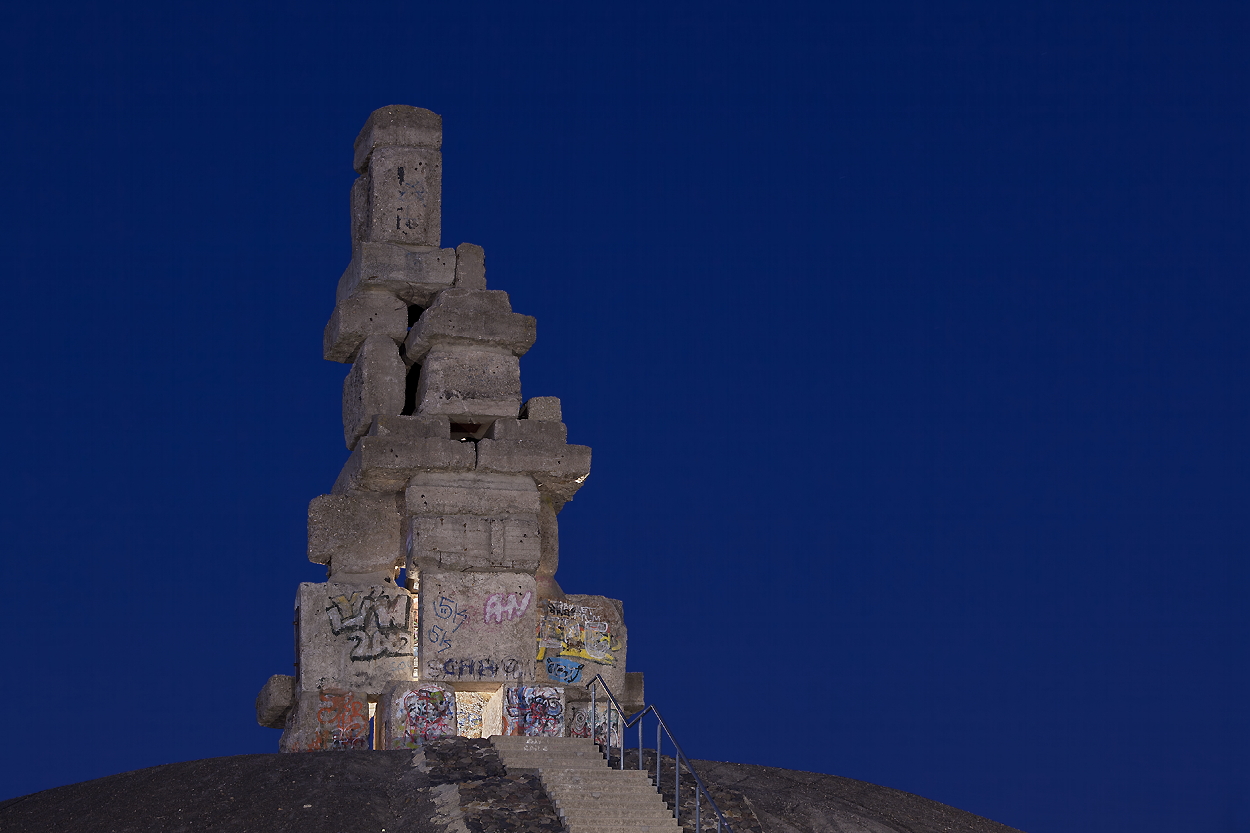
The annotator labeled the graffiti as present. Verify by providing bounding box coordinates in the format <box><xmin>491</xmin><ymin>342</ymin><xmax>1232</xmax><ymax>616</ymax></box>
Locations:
<box><xmin>456</xmin><ymin>691</ymin><xmax>489</xmax><ymax>738</ymax></box>
<box><xmin>393</xmin><ymin>686</ymin><xmax>455</xmax><ymax>747</ymax></box>
<box><xmin>428</xmin><ymin>595</ymin><xmax>468</xmax><ymax>654</ymax></box>
<box><xmin>315</xmin><ymin>690</ymin><xmax>369</xmax><ymax>750</ymax></box>
<box><xmin>434</xmin><ymin>596</ymin><xmax>469</xmax><ymax>631</ymax></box>
<box><xmin>545</xmin><ymin>656</ymin><xmax>585</xmax><ymax>684</ymax></box>
<box><xmin>484</xmin><ymin>591</ymin><xmax>532</xmax><ymax>624</ymax></box>
<box><xmin>425</xmin><ymin>657</ymin><xmax>525</xmax><ymax>681</ymax></box>
<box><xmin>504</xmin><ymin>685</ymin><xmax>563</xmax><ymax>737</ymax></box>
<box><xmin>566</xmin><ymin>704</ymin><xmax>620</xmax><ymax>745</ymax></box>
<box><xmin>535</xmin><ymin>601</ymin><xmax>619</xmax><ymax>667</ymax></box>
<box><xmin>326</xmin><ymin>588</ymin><xmax>412</xmax><ymax>662</ymax></box>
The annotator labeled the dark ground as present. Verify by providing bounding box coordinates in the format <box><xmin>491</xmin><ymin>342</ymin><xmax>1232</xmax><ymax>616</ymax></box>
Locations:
<box><xmin>0</xmin><ymin>747</ymin><xmax>1022</xmax><ymax>833</ymax></box>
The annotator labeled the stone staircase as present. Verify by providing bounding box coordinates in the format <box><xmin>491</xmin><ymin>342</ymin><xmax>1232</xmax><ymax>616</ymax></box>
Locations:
<box><xmin>491</xmin><ymin>736</ymin><xmax>682</xmax><ymax>833</ymax></box>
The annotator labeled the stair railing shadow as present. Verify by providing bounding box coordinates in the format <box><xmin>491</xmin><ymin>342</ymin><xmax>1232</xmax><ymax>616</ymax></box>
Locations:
<box><xmin>583</xmin><ymin>673</ymin><xmax>734</xmax><ymax>833</ymax></box>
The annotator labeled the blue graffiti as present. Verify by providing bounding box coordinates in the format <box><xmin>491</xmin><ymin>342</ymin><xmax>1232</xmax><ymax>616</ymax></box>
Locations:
<box><xmin>546</xmin><ymin>656</ymin><xmax>584</xmax><ymax>684</ymax></box>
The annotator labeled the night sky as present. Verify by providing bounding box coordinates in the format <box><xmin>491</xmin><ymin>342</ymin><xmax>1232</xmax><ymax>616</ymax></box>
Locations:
<box><xmin>3</xmin><ymin>3</ymin><xmax>1249</xmax><ymax>832</ymax></box>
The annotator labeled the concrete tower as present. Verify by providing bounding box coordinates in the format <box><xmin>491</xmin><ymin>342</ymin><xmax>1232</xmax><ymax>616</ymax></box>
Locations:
<box><xmin>255</xmin><ymin>106</ymin><xmax>641</xmax><ymax>751</ymax></box>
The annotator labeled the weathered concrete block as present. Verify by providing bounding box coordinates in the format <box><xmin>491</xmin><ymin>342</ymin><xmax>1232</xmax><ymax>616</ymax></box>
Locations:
<box><xmin>368</xmin><ymin>413</ymin><xmax>451</xmax><ymax>441</ymax></box>
<box><xmin>535</xmin><ymin>496</ymin><xmax>563</xmax><ymax>600</ymax></box>
<box><xmin>416</xmin><ymin>572</ymin><xmax>537</xmax><ymax>684</ymax></box>
<box><xmin>536</xmin><ymin>595</ymin><xmax>627</xmax><ymax>694</ymax></box>
<box><xmin>323</xmin><ymin>291</ymin><xmax>407</xmax><ymax>363</ymax></box>
<box><xmin>413</xmin><ymin>348</ymin><xmax>522</xmax><ymax>423</ymax></box>
<box><xmin>379</xmin><ymin>681</ymin><xmax>456</xmax><ymax>749</ymax></box>
<box><xmin>476</xmin><ymin>438</ymin><xmax>591</xmax><ymax>507</ymax></box>
<box><xmin>502</xmin><ymin>684</ymin><xmax>565</xmax><ymax>737</ymax></box>
<box><xmin>406</xmin><ymin>515</ymin><xmax>540</xmax><ymax>573</ymax></box>
<box><xmin>353</xmin><ymin>105</ymin><xmax>442</xmax><ymax>174</ymax></box>
<box><xmin>454</xmin><ymin>242</ymin><xmax>486</xmax><ymax>289</ymax></box>
<box><xmin>521</xmin><ymin>396</ymin><xmax>562</xmax><ymax>422</ymax></box>
<box><xmin>404</xmin><ymin>289</ymin><xmax>536</xmax><ymax>362</ymax></box>
<box><xmin>279</xmin><ymin>687</ymin><xmax>371</xmax><ymax>752</ymax></box>
<box><xmin>336</xmin><ymin>242</ymin><xmax>456</xmax><ymax>307</ymax></box>
<box><xmin>356</xmin><ymin>145</ymin><xmax>442</xmax><ymax>247</ymax></box>
<box><xmin>307</xmin><ymin>493</ymin><xmax>402</xmax><ymax>583</ymax></box>
<box><xmin>406</xmin><ymin>471</ymin><xmax>540</xmax><ymax>517</ymax></box>
<box><xmin>565</xmin><ymin>699</ymin><xmax>621</xmax><ymax>744</ymax></box>
<box><xmin>333</xmin><ymin>434</ymin><xmax>474</xmax><ymax>495</ymax></box>
<box><xmin>255</xmin><ymin>674</ymin><xmax>295</xmax><ymax>729</ymax></box>
<box><xmin>296</xmin><ymin>581</ymin><xmax>414</xmax><ymax>694</ymax></box>
<box><xmin>486</xmin><ymin>417</ymin><xmax>567</xmax><ymax>444</ymax></box>
<box><xmin>343</xmin><ymin>334</ymin><xmax>405</xmax><ymax>450</ymax></box>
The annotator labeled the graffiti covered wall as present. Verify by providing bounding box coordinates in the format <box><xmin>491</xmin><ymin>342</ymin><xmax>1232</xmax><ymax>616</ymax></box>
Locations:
<box><xmin>503</xmin><ymin>684</ymin><xmax>564</xmax><ymax>737</ymax></box>
<box><xmin>536</xmin><ymin>595</ymin><xmax>627</xmax><ymax>692</ymax></box>
<box><xmin>417</xmin><ymin>572</ymin><xmax>538</xmax><ymax>684</ymax></box>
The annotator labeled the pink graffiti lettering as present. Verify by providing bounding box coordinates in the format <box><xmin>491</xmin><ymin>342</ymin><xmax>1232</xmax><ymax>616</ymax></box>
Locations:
<box><xmin>484</xmin><ymin>591</ymin><xmax>532</xmax><ymax>624</ymax></box>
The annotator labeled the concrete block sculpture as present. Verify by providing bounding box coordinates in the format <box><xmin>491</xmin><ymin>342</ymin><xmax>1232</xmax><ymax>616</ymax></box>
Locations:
<box><xmin>256</xmin><ymin>106</ymin><xmax>639</xmax><ymax>750</ymax></box>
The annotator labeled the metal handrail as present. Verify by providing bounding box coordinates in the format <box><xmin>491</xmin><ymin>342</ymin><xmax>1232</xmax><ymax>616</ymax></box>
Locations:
<box><xmin>584</xmin><ymin>674</ymin><xmax>734</xmax><ymax>833</ymax></box>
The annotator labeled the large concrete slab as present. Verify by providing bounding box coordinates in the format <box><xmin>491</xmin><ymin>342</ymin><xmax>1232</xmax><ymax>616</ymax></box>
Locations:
<box><xmin>476</xmin><ymin>437</ymin><xmax>591</xmax><ymax>508</ymax></box>
<box><xmin>378</xmin><ymin>681</ymin><xmax>456</xmax><ymax>749</ymax></box>
<box><xmin>501</xmin><ymin>684</ymin><xmax>565</xmax><ymax>736</ymax></box>
<box><xmin>333</xmin><ymin>434</ymin><xmax>475</xmax><ymax>495</ymax></box>
<box><xmin>307</xmin><ymin>493</ymin><xmax>403</xmax><ymax>583</ymax></box>
<box><xmin>404</xmin><ymin>288</ymin><xmax>535</xmax><ymax>362</ymax></box>
<box><xmin>412</xmin><ymin>348</ymin><xmax>522</xmax><ymax>423</ymax></box>
<box><xmin>336</xmin><ymin>242</ymin><xmax>456</xmax><ymax>307</ymax></box>
<box><xmin>536</xmin><ymin>595</ymin><xmax>627</xmax><ymax>693</ymax></box>
<box><xmin>405</xmin><ymin>515</ymin><xmax>541</xmax><ymax>573</ymax></box>
<box><xmin>416</xmin><ymin>571</ymin><xmax>537</xmax><ymax>685</ymax></box>
<box><xmin>353</xmin><ymin>104</ymin><xmax>442</xmax><ymax>173</ymax></box>
<box><xmin>323</xmin><ymin>290</ymin><xmax>407</xmax><ymax>364</ymax></box>
<box><xmin>358</xmin><ymin>146</ymin><xmax>442</xmax><ymax>248</ymax></box>
<box><xmin>342</xmin><ymin>334</ymin><xmax>405</xmax><ymax>450</ymax></box>
<box><xmin>279</xmin><ymin>688</ymin><xmax>372</xmax><ymax>752</ymax></box>
<box><xmin>296</xmin><ymin>581</ymin><xmax>414</xmax><ymax>694</ymax></box>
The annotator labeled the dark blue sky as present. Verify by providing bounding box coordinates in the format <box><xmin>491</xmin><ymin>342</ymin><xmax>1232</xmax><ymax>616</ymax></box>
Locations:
<box><xmin>3</xmin><ymin>3</ymin><xmax>1248</xmax><ymax>832</ymax></box>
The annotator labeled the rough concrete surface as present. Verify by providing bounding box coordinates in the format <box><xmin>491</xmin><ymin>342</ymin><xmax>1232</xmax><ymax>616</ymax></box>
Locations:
<box><xmin>0</xmin><ymin>752</ymin><xmax>1023</xmax><ymax>833</ymax></box>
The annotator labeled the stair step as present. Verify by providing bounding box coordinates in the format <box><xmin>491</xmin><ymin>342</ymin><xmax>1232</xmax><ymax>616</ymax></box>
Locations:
<box><xmin>490</xmin><ymin>735</ymin><xmax>679</xmax><ymax>833</ymax></box>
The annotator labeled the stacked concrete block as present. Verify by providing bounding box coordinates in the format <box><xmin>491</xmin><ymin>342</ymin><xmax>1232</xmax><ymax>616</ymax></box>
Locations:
<box><xmin>279</xmin><ymin>688</ymin><xmax>371</xmax><ymax>752</ymax></box>
<box><xmin>265</xmin><ymin>105</ymin><xmax>641</xmax><ymax>751</ymax></box>
<box><xmin>405</xmin><ymin>472</ymin><xmax>541</xmax><ymax>573</ymax></box>
<box><xmin>415</xmin><ymin>571</ymin><xmax>538</xmax><ymax>684</ymax></box>
<box><xmin>536</xmin><ymin>595</ymin><xmax>628</xmax><ymax>693</ymax></box>
<box><xmin>379</xmin><ymin>681</ymin><xmax>457</xmax><ymax>749</ymax></box>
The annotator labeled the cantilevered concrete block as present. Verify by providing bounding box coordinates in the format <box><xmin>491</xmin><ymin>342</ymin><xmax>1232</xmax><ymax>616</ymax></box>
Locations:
<box><xmin>536</xmin><ymin>595</ymin><xmax>627</xmax><ymax>694</ymax></box>
<box><xmin>521</xmin><ymin>396</ymin><xmax>562</xmax><ymax>422</ymax></box>
<box><xmin>406</xmin><ymin>515</ymin><xmax>541</xmax><ymax>573</ymax></box>
<box><xmin>353</xmin><ymin>105</ymin><xmax>442</xmax><ymax>174</ymax></box>
<box><xmin>368</xmin><ymin>413</ymin><xmax>451</xmax><ymax>441</ymax></box>
<box><xmin>404</xmin><ymin>289</ymin><xmax>536</xmax><ymax>361</ymax></box>
<box><xmin>413</xmin><ymin>348</ymin><xmax>522</xmax><ymax>423</ymax></box>
<box><xmin>356</xmin><ymin>145</ymin><xmax>442</xmax><ymax>248</ymax></box>
<box><xmin>323</xmin><ymin>291</ymin><xmax>407</xmax><ymax>363</ymax></box>
<box><xmin>296</xmin><ymin>581</ymin><xmax>414</xmax><ymax>694</ymax></box>
<box><xmin>454</xmin><ymin>243</ymin><xmax>486</xmax><ymax>289</ymax></box>
<box><xmin>255</xmin><ymin>674</ymin><xmax>295</xmax><ymax>729</ymax></box>
<box><xmin>486</xmin><ymin>417</ymin><xmax>568</xmax><ymax>444</ymax></box>
<box><xmin>307</xmin><ymin>493</ymin><xmax>402</xmax><ymax>583</ymax></box>
<box><xmin>379</xmin><ymin>681</ymin><xmax>456</xmax><ymax>749</ymax></box>
<box><xmin>343</xmin><ymin>334</ymin><xmax>405</xmax><ymax>450</ymax></box>
<box><xmin>333</xmin><ymin>433</ymin><xmax>475</xmax><ymax>495</ymax></box>
<box><xmin>476</xmin><ymin>437</ymin><xmax>591</xmax><ymax>508</ymax></box>
<box><xmin>416</xmin><ymin>572</ymin><xmax>537</xmax><ymax>684</ymax></box>
<box><xmin>336</xmin><ymin>242</ymin><xmax>456</xmax><ymax>307</ymax></box>
<box><xmin>279</xmin><ymin>687</ymin><xmax>371</xmax><ymax>752</ymax></box>
<box><xmin>406</xmin><ymin>471</ymin><xmax>540</xmax><ymax>518</ymax></box>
